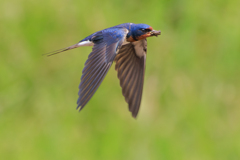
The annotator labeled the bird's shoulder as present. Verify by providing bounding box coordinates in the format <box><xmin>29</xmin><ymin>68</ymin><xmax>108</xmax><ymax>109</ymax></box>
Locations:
<box><xmin>79</xmin><ymin>23</ymin><xmax>133</xmax><ymax>43</ymax></box>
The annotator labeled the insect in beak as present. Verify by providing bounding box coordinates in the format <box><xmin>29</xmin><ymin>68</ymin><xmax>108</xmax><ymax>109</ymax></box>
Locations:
<box><xmin>150</xmin><ymin>30</ymin><xmax>161</xmax><ymax>37</ymax></box>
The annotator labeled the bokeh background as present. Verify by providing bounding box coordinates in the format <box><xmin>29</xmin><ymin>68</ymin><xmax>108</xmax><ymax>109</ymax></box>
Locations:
<box><xmin>1</xmin><ymin>0</ymin><xmax>240</xmax><ymax>159</ymax></box>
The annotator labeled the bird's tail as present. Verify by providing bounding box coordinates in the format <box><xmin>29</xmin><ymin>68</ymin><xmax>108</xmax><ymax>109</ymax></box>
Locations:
<box><xmin>43</xmin><ymin>40</ymin><xmax>94</xmax><ymax>56</ymax></box>
<box><xmin>43</xmin><ymin>43</ymin><xmax>80</xmax><ymax>57</ymax></box>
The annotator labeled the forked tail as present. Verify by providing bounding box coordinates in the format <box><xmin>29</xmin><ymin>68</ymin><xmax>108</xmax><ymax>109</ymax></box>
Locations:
<box><xmin>43</xmin><ymin>43</ymin><xmax>79</xmax><ymax>57</ymax></box>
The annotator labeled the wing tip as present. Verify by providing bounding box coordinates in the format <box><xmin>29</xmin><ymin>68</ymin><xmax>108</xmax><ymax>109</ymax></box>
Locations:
<box><xmin>130</xmin><ymin>106</ymin><xmax>139</xmax><ymax>119</ymax></box>
<box><xmin>131</xmin><ymin>113</ymin><xmax>138</xmax><ymax>119</ymax></box>
<box><xmin>76</xmin><ymin>102</ymin><xmax>85</xmax><ymax>112</ymax></box>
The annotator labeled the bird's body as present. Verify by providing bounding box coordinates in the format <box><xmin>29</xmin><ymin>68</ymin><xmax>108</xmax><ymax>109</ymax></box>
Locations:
<box><xmin>47</xmin><ymin>23</ymin><xmax>161</xmax><ymax>118</ymax></box>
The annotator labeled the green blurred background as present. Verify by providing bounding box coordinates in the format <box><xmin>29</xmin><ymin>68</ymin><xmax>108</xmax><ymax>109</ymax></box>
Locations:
<box><xmin>1</xmin><ymin>0</ymin><xmax>240</xmax><ymax>159</ymax></box>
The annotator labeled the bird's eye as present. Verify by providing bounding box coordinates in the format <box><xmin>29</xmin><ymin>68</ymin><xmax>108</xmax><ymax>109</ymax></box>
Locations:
<box><xmin>140</xmin><ymin>28</ymin><xmax>151</xmax><ymax>32</ymax></box>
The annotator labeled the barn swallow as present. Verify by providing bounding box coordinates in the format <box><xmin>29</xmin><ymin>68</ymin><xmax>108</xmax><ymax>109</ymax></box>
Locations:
<box><xmin>46</xmin><ymin>23</ymin><xmax>161</xmax><ymax>118</ymax></box>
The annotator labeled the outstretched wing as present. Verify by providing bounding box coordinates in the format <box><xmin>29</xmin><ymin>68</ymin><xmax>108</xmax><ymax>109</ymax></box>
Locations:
<box><xmin>114</xmin><ymin>39</ymin><xmax>147</xmax><ymax>118</ymax></box>
<box><xmin>77</xmin><ymin>27</ymin><xmax>129</xmax><ymax>110</ymax></box>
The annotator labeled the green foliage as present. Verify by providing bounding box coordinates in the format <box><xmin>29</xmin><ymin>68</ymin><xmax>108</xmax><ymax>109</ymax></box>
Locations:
<box><xmin>1</xmin><ymin>0</ymin><xmax>240</xmax><ymax>159</ymax></box>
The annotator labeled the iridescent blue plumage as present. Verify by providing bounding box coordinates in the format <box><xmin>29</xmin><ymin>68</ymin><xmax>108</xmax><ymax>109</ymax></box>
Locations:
<box><xmin>47</xmin><ymin>23</ymin><xmax>161</xmax><ymax>118</ymax></box>
<box><xmin>79</xmin><ymin>23</ymin><xmax>152</xmax><ymax>43</ymax></box>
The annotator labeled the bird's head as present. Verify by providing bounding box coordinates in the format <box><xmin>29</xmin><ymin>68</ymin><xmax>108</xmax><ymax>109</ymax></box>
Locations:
<box><xmin>127</xmin><ymin>23</ymin><xmax>161</xmax><ymax>42</ymax></box>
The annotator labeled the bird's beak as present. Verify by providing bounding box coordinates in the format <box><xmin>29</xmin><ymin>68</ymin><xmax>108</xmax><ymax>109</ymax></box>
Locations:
<box><xmin>150</xmin><ymin>30</ymin><xmax>161</xmax><ymax>37</ymax></box>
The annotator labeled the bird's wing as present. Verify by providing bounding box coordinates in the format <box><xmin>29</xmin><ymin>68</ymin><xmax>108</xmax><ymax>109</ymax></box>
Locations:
<box><xmin>114</xmin><ymin>39</ymin><xmax>147</xmax><ymax>118</ymax></box>
<box><xmin>77</xmin><ymin>27</ymin><xmax>129</xmax><ymax>110</ymax></box>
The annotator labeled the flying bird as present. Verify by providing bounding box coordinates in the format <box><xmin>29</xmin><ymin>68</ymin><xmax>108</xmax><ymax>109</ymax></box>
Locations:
<box><xmin>46</xmin><ymin>23</ymin><xmax>161</xmax><ymax>118</ymax></box>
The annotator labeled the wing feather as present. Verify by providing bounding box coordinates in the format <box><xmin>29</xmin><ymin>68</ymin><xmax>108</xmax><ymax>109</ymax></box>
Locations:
<box><xmin>114</xmin><ymin>39</ymin><xmax>147</xmax><ymax>118</ymax></box>
<box><xmin>77</xmin><ymin>28</ymin><xmax>128</xmax><ymax>111</ymax></box>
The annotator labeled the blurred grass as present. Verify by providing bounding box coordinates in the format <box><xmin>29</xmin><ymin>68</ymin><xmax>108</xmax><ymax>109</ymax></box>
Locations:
<box><xmin>0</xmin><ymin>0</ymin><xmax>240</xmax><ymax>159</ymax></box>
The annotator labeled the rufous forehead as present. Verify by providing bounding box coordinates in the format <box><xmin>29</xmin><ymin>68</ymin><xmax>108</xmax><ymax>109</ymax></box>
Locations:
<box><xmin>147</xmin><ymin>27</ymin><xmax>153</xmax><ymax>30</ymax></box>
